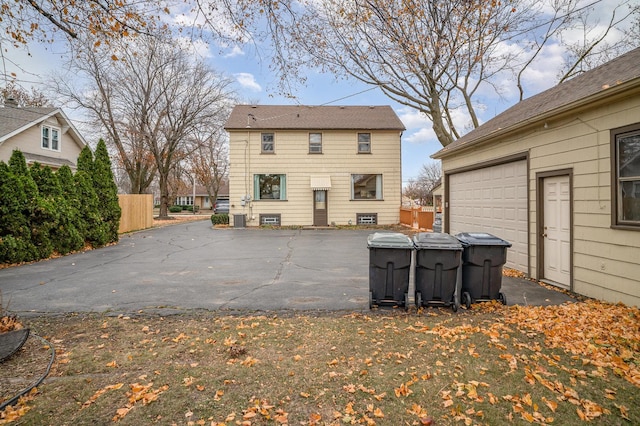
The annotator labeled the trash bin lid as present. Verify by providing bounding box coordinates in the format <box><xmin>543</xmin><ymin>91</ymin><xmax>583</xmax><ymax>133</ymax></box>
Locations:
<box><xmin>455</xmin><ymin>232</ymin><xmax>512</xmax><ymax>247</ymax></box>
<box><xmin>413</xmin><ymin>232</ymin><xmax>462</xmax><ymax>250</ymax></box>
<box><xmin>367</xmin><ymin>232</ymin><xmax>413</xmax><ymax>249</ymax></box>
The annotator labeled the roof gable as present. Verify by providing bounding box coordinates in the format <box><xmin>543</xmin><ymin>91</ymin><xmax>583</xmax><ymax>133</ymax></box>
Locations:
<box><xmin>225</xmin><ymin>105</ymin><xmax>406</xmax><ymax>131</ymax></box>
<box><xmin>0</xmin><ymin>105</ymin><xmax>87</xmax><ymax>149</ymax></box>
<box><xmin>433</xmin><ymin>47</ymin><xmax>640</xmax><ymax>158</ymax></box>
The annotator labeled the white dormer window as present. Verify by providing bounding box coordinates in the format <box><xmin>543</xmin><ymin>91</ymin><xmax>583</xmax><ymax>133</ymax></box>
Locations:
<box><xmin>42</xmin><ymin>125</ymin><xmax>61</xmax><ymax>152</ymax></box>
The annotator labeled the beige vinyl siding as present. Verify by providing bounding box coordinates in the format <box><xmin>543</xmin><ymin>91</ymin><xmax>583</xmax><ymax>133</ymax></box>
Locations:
<box><xmin>229</xmin><ymin>128</ymin><xmax>402</xmax><ymax>226</ymax></box>
<box><xmin>0</xmin><ymin>119</ymin><xmax>82</xmax><ymax>166</ymax></box>
<box><xmin>440</xmin><ymin>93</ymin><xmax>640</xmax><ymax>306</ymax></box>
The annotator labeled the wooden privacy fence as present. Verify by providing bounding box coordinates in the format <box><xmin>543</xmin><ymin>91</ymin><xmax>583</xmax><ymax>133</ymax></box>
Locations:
<box><xmin>399</xmin><ymin>206</ymin><xmax>436</xmax><ymax>230</ymax></box>
<box><xmin>118</xmin><ymin>194</ymin><xmax>154</xmax><ymax>233</ymax></box>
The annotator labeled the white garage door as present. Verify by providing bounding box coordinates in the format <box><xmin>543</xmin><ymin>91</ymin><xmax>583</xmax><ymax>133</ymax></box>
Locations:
<box><xmin>448</xmin><ymin>160</ymin><xmax>528</xmax><ymax>273</ymax></box>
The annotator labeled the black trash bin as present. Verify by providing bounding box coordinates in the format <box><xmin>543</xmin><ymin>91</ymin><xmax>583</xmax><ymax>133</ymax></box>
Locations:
<box><xmin>367</xmin><ymin>232</ymin><xmax>413</xmax><ymax>309</ymax></box>
<box><xmin>413</xmin><ymin>233</ymin><xmax>463</xmax><ymax>311</ymax></box>
<box><xmin>455</xmin><ymin>232</ymin><xmax>512</xmax><ymax>308</ymax></box>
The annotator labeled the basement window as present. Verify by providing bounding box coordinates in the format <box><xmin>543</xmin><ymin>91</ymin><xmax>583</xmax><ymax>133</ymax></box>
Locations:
<box><xmin>357</xmin><ymin>213</ymin><xmax>378</xmax><ymax>225</ymax></box>
<box><xmin>260</xmin><ymin>214</ymin><xmax>281</xmax><ymax>226</ymax></box>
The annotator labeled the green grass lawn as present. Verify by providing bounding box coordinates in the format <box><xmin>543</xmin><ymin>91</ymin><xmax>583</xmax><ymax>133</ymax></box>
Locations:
<box><xmin>1</xmin><ymin>300</ymin><xmax>639</xmax><ymax>425</ymax></box>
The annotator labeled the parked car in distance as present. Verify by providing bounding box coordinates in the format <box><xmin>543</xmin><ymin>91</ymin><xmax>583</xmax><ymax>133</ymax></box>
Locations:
<box><xmin>214</xmin><ymin>200</ymin><xmax>229</xmax><ymax>214</ymax></box>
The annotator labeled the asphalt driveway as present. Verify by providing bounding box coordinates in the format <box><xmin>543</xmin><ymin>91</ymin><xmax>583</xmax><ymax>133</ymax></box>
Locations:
<box><xmin>0</xmin><ymin>219</ymin><xmax>574</xmax><ymax>316</ymax></box>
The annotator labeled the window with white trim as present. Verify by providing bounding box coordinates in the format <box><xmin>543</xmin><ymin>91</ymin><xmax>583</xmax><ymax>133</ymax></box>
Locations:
<box><xmin>261</xmin><ymin>133</ymin><xmax>275</xmax><ymax>153</ymax></box>
<box><xmin>42</xmin><ymin>125</ymin><xmax>60</xmax><ymax>151</ymax></box>
<box><xmin>613</xmin><ymin>124</ymin><xmax>640</xmax><ymax>226</ymax></box>
<box><xmin>176</xmin><ymin>196</ymin><xmax>193</xmax><ymax>206</ymax></box>
<box><xmin>309</xmin><ymin>133</ymin><xmax>322</xmax><ymax>153</ymax></box>
<box><xmin>254</xmin><ymin>174</ymin><xmax>286</xmax><ymax>200</ymax></box>
<box><xmin>351</xmin><ymin>174</ymin><xmax>382</xmax><ymax>200</ymax></box>
<box><xmin>357</xmin><ymin>133</ymin><xmax>371</xmax><ymax>153</ymax></box>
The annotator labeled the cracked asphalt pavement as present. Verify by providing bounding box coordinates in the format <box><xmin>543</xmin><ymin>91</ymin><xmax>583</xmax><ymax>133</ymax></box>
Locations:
<box><xmin>0</xmin><ymin>219</ymin><xmax>574</xmax><ymax>316</ymax></box>
<box><xmin>0</xmin><ymin>220</ymin><xmax>372</xmax><ymax>315</ymax></box>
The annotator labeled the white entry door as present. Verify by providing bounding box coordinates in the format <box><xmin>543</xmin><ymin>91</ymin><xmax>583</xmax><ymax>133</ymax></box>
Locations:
<box><xmin>543</xmin><ymin>175</ymin><xmax>571</xmax><ymax>288</ymax></box>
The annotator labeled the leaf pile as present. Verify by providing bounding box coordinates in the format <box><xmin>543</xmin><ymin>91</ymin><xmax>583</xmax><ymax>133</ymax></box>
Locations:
<box><xmin>0</xmin><ymin>316</ymin><xmax>23</xmax><ymax>333</ymax></box>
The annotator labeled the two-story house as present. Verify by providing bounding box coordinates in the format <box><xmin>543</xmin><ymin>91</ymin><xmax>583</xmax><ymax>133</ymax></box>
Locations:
<box><xmin>0</xmin><ymin>98</ymin><xmax>86</xmax><ymax>169</ymax></box>
<box><xmin>225</xmin><ymin>105</ymin><xmax>406</xmax><ymax>227</ymax></box>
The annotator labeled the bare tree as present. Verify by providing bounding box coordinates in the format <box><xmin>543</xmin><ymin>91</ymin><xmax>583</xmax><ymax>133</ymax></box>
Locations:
<box><xmin>1</xmin><ymin>83</ymin><xmax>51</xmax><ymax>107</ymax></box>
<box><xmin>56</xmin><ymin>34</ymin><xmax>235</xmax><ymax>218</ymax></box>
<box><xmin>403</xmin><ymin>179</ymin><xmax>429</xmax><ymax>207</ymax></box>
<box><xmin>419</xmin><ymin>162</ymin><xmax>442</xmax><ymax>205</ymax></box>
<box><xmin>189</xmin><ymin>123</ymin><xmax>230</xmax><ymax>210</ymax></box>
<box><xmin>194</xmin><ymin>0</ymin><xmax>639</xmax><ymax>146</ymax></box>
<box><xmin>54</xmin><ymin>37</ymin><xmax>158</xmax><ymax>194</ymax></box>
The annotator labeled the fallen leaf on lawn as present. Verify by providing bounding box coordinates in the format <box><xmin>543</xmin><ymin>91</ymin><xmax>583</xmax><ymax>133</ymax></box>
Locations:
<box><xmin>106</xmin><ymin>360</ymin><xmax>118</xmax><ymax>368</ymax></box>
<box><xmin>300</xmin><ymin>392</ymin><xmax>310</xmax><ymax>398</ymax></box>
<box><xmin>394</xmin><ymin>382</ymin><xmax>413</xmax><ymax>397</ymax></box>
<box><xmin>345</xmin><ymin>402</ymin><xmax>356</xmax><ymax>415</ymax></box>
<box><xmin>240</xmin><ymin>356</ymin><xmax>259</xmax><ymax>367</ymax></box>
<box><xmin>542</xmin><ymin>397</ymin><xmax>558</xmax><ymax>413</ymax></box>
<box><xmin>374</xmin><ymin>392</ymin><xmax>386</xmax><ymax>401</ymax></box>
<box><xmin>81</xmin><ymin>383</ymin><xmax>124</xmax><ymax>409</ymax></box>
<box><xmin>615</xmin><ymin>403</ymin><xmax>630</xmax><ymax>420</ymax></box>
<box><xmin>309</xmin><ymin>412</ymin><xmax>322</xmax><ymax>424</ymax></box>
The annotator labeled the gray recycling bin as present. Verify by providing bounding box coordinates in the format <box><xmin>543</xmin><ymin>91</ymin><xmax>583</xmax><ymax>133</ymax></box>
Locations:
<box><xmin>455</xmin><ymin>232</ymin><xmax>512</xmax><ymax>307</ymax></box>
<box><xmin>367</xmin><ymin>232</ymin><xmax>413</xmax><ymax>309</ymax></box>
<box><xmin>413</xmin><ymin>233</ymin><xmax>463</xmax><ymax>311</ymax></box>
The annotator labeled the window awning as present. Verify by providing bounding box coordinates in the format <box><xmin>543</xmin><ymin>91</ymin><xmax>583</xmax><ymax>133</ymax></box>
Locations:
<box><xmin>310</xmin><ymin>175</ymin><xmax>332</xmax><ymax>190</ymax></box>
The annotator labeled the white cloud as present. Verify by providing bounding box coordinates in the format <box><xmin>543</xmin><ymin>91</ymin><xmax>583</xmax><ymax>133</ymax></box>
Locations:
<box><xmin>175</xmin><ymin>37</ymin><xmax>212</xmax><ymax>59</ymax></box>
<box><xmin>224</xmin><ymin>46</ymin><xmax>245</xmax><ymax>58</ymax></box>
<box><xmin>404</xmin><ymin>127</ymin><xmax>436</xmax><ymax>145</ymax></box>
<box><xmin>396</xmin><ymin>107</ymin><xmax>430</xmax><ymax>129</ymax></box>
<box><xmin>235</xmin><ymin>73</ymin><xmax>262</xmax><ymax>92</ymax></box>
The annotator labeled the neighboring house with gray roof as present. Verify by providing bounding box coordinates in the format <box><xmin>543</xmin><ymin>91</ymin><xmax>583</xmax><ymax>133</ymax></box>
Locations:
<box><xmin>225</xmin><ymin>105</ymin><xmax>405</xmax><ymax>227</ymax></box>
<box><xmin>0</xmin><ymin>98</ymin><xmax>86</xmax><ymax>170</ymax></box>
<box><xmin>432</xmin><ymin>47</ymin><xmax>640</xmax><ymax>307</ymax></box>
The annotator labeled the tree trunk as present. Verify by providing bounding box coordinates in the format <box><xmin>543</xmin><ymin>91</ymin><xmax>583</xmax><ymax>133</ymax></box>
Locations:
<box><xmin>158</xmin><ymin>173</ymin><xmax>170</xmax><ymax>219</ymax></box>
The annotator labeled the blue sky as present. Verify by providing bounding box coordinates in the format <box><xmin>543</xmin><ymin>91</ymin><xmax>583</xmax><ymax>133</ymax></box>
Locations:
<box><xmin>2</xmin><ymin>0</ymin><xmax>634</xmax><ymax>184</ymax></box>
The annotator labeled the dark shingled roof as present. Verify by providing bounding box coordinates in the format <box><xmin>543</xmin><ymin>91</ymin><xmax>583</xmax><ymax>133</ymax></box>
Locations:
<box><xmin>433</xmin><ymin>47</ymin><xmax>640</xmax><ymax>158</ymax></box>
<box><xmin>0</xmin><ymin>106</ymin><xmax>58</xmax><ymax>139</ymax></box>
<box><xmin>224</xmin><ymin>105</ymin><xmax>406</xmax><ymax>131</ymax></box>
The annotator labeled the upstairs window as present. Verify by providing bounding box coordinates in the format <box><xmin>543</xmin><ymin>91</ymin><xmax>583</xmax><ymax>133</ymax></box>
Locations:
<box><xmin>42</xmin><ymin>125</ymin><xmax>60</xmax><ymax>151</ymax></box>
<box><xmin>357</xmin><ymin>133</ymin><xmax>371</xmax><ymax>153</ymax></box>
<box><xmin>613</xmin><ymin>124</ymin><xmax>640</xmax><ymax>227</ymax></box>
<box><xmin>261</xmin><ymin>133</ymin><xmax>275</xmax><ymax>153</ymax></box>
<box><xmin>309</xmin><ymin>133</ymin><xmax>322</xmax><ymax>153</ymax></box>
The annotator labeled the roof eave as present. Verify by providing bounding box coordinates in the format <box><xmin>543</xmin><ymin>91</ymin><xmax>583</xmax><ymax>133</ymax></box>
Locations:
<box><xmin>432</xmin><ymin>78</ymin><xmax>640</xmax><ymax>160</ymax></box>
